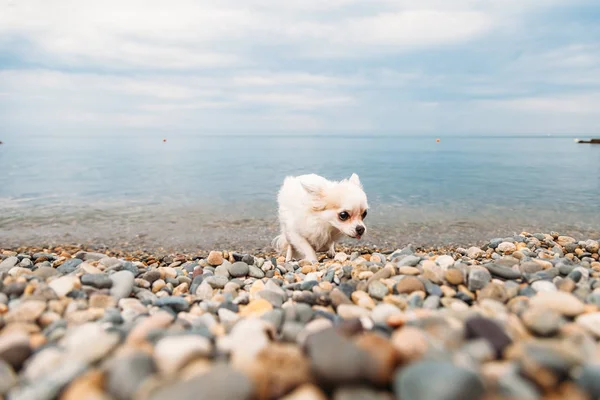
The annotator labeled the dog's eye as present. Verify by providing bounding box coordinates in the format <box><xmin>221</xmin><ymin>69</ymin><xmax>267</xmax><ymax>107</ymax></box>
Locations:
<box><xmin>362</xmin><ymin>210</ymin><xmax>367</xmax><ymax>220</ymax></box>
<box><xmin>338</xmin><ymin>211</ymin><xmax>350</xmax><ymax>221</ymax></box>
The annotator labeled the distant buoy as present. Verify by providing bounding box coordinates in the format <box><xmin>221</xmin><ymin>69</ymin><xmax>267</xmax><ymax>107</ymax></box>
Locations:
<box><xmin>436</xmin><ymin>138</ymin><xmax>440</xmax><ymax>143</ymax></box>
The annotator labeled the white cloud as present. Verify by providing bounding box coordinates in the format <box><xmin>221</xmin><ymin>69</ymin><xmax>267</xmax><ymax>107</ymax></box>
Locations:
<box><xmin>0</xmin><ymin>69</ymin><xmax>360</xmax><ymax>132</ymax></box>
<box><xmin>1</xmin><ymin>0</ymin><xmax>599</xmax><ymax>135</ymax></box>
<box><xmin>235</xmin><ymin>92</ymin><xmax>355</xmax><ymax>109</ymax></box>
<box><xmin>329</xmin><ymin>11</ymin><xmax>491</xmax><ymax>47</ymax></box>
<box><xmin>1</xmin><ymin>0</ymin><xmax>591</xmax><ymax>69</ymax></box>
<box><xmin>483</xmin><ymin>93</ymin><xmax>600</xmax><ymax>115</ymax></box>
<box><xmin>231</xmin><ymin>73</ymin><xmax>356</xmax><ymax>87</ymax></box>
<box><xmin>0</xmin><ymin>0</ymin><xmax>519</xmax><ymax>68</ymax></box>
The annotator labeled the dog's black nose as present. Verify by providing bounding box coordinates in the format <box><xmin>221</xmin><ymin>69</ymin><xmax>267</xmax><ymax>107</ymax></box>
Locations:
<box><xmin>356</xmin><ymin>225</ymin><xmax>365</xmax><ymax>235</ymax></box>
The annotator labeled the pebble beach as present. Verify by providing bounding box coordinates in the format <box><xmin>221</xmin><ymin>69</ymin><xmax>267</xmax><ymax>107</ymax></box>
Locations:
<box><xmin>1</xmin><ymin>232</ymin><xmax>600</xmax><ymax>400</ymax></box>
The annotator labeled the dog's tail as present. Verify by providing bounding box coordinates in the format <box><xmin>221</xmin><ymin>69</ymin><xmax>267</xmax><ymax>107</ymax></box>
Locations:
<box><xmin>271</xmin><ymin>234</ymin><xmax>288</xmax><ymax>254</ymax></box>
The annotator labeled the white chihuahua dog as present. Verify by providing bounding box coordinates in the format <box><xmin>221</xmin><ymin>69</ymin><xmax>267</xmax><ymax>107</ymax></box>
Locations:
<box><xmin>272</xmin><ymin>173</ymin><xmax>369</xmax><ymax>262</ymax></box>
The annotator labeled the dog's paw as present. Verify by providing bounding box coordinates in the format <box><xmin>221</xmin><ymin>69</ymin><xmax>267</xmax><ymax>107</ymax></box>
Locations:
<box><xmin>326</xmin><ymin>250</ymin><xmax>336</xmax><ymax>259</ymax></box>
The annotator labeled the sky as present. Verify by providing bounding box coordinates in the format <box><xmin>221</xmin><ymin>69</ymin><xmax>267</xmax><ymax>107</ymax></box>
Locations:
<box><xmin>0</xmin><ymin>0</ymin><xmax>599</xmax><ymax>136</ymax></box>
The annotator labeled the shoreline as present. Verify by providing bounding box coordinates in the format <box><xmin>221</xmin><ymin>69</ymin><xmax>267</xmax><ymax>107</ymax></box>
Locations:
<box><xmin>2</xmin><ymin>199</ymin><xmax>600</xmax><ymax>253</ymax></box>
<box><xmin>2</xmin><ymin>226</ymin><xmax>599</xmax><ymax>255</ymax></box>
<box><xmin>1</xmin><ymin>231</ymin><xmax>600</xmax><ymax>399</ymax></box>
<box><xmin>2</xmin><ymin>215</ymin><xmax>599</xmax><ymax>255</ymax></box>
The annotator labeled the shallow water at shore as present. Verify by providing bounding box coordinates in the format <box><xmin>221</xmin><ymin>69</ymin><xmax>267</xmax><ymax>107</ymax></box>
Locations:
<box><xmin>1</xmin><ymin>200</ymin><xmax>599</xmax><ymax>252</ymax></box>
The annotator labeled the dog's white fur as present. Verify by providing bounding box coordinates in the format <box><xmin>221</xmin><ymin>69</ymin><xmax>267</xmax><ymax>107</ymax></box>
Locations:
<box><xmin>272</xmin><ymin>173</ymin><xmax>369</xmax><ymax>262</ymax></box>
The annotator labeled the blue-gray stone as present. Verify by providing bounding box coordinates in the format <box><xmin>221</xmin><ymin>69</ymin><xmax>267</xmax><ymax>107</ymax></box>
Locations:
<box><xmin>339</xmin><ymin>282</ymin><xmax>355</xmax><ymax>299</ymax></box>
<box><xmin>282</xmin><ymin>283</ymin><xmax>301</xmax><ymax>291</ymax></box>
<box><xmin>218</xmin><ymin>301</ymin><xmax>238</xmax><ymax>313</ymax></box>
<box><xmin>256</xmin><ymin>290</ymin><xmax>285</xmax><ymax>308</ymax></box>
<box><xmin>423</xmin><ymin>280</ymin><xmax>442</xmax><ymax>296</ymax></box>
<box><xmin>120</xmin><ymin>261</ymin><xmax>139</xmax><ymax>276</ymax></box>
<box><xmin>577</xmin><ymin>364</ymin><xmax>600</xmax><ymax>399</ymax></box>
<box><xmin>408</xmin><ymin>293</ymin><xmax>424</xmax><ymax>308</ymax></box>
<box><xmin>397</xmin><ymin>255</ymin><xmax>421</xmax><ymax>267</ymax></box>
<box><xmin>489</xmin><ymin>238</ymin><xmax>503</xmax><ymax>249</ymax></box>
<box><xmin>300</xmin><ymin>280</ymin><xmax>319</xmax><ymax>291</ymax></box>
<box><xmin>190</xmin><ymin>275</ymin><xmax>204</xmax><ymax>294</ymax></box>
<box><xmin>558</xmin><ymin>260</ymin><xmax>576</xmax><ymax>275</ymax></box>
<box><xmin>56</xmin><ymin>259</ymin><xmax>82</xmax><ymax>274</ymax></box>
<box><xmin>394</xmin><ymin>361</ymin><xmax>485</xmax><ymax>400</ymax></box>
<box><xmin>155</xmin><ymin>296</ymin><xmax>190</xmax><ymax>312</ymax></box>
<box><xmin>323</xmin><ymin>269</ymin><xmax>335</xmax><ymax>283</ymax></box>
<box><xmin>567</xmin><ymin>270</ymin><xmax>583</xmax><ymax>283</ymax></box>
<box><xmin>518</xmin><ymin>286</ymin><xmax>537</xmax><ymax>297</ymax></box>
<box><xmin>586</xmin><ymin>293</ymin><xmax>600</xmax><ymax>307</ymax></box>
<box><xmin>525</xmin><ymin>268</ymin><xmax>559</xmax><ymax>283</ymax></box>
<box><xmin>102</xmin><ymin>308</ymin><xmax>124</xmax><ymax>325</ymax></box>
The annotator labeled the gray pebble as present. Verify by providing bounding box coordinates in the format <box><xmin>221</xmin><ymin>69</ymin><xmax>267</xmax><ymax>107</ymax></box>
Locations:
<box><xmin>248</xmin><ymin>265</ymin><xmax>264</xmax><ymax>279</ymax></box>
<box><xmin>484</xmin><ymin>264</ymin><xmax>522</xmax><ymax>280</ymax></box>
<box><xmin>0</xmin><ymin>257</ymin><xmax>18</xmax><ymax>273</ymax></box>
<box><xmin>468</xmin><ymin>269</ymin><xmax>492</xmax><ymax>292</ymax></box>
<box><xmin>81</xmin><ymin>274</ymin><xmax>113</xmax><ymax>289</ymax></box>
<box><xmin>396</xmin><ymin>255</ymin><xmax>421</xmax><ymax>267</ymax></box>
<box><xmin>368</xmin><ymin>281</ymin><xmax>389</xmax><ymax>300</ymax></box>
<box><xmin>206</xmin><ymin>276</ymin><xmax>229</xmax><ymax>289</ymax></box>
<box><xmin>256</xmin><ymin>290</ymin><xmax>285</xmax><ymax>308</ymax></box>
<box><xmin>106</xmin><ymin>353</ymin><xmax>156</xmax><ymax>400</ymax></box>
<box><xmin>229</xmin><ymin>262</ymin><xmax>249</xmax><ymax>278</ymax></box>
<box><xmin>147</xmin><ymin>364</ymin><xmax>254</xmax><ymax>400</ymax></box>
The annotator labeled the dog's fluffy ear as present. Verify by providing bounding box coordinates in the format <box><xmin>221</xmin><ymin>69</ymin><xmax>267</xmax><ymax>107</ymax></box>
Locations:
<box><xmin>301</xmin><ymin>181</ymin><xmax>327</xmax><ymax>211</ymax></box>
<box><xmin>301</xmin><ymin>181</ymin><xmax>323</xmax><ymax>197</ymax></box>
<box><xmin>349</xmin><ymin>173</ymin><xmax>362</xmax><ymax>188</ymax></box>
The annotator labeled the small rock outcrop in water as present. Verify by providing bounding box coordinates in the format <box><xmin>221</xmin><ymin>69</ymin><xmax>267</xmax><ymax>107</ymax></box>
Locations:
<box><xmin>576</xmin><ymin>138</ymin><xmax>600</xmax><ymax>144</ymax></box>
<box><xmin>1</xmin><ymin>231</ymin><xmax>600</xmax><ymax>399</ymax></box>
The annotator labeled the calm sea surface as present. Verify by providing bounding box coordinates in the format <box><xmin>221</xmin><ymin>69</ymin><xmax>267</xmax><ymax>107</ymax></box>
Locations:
<box><xmin>1</xmin><ymin>134</ymin><xmax>599</xmax><ymax>251</ymax></box>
